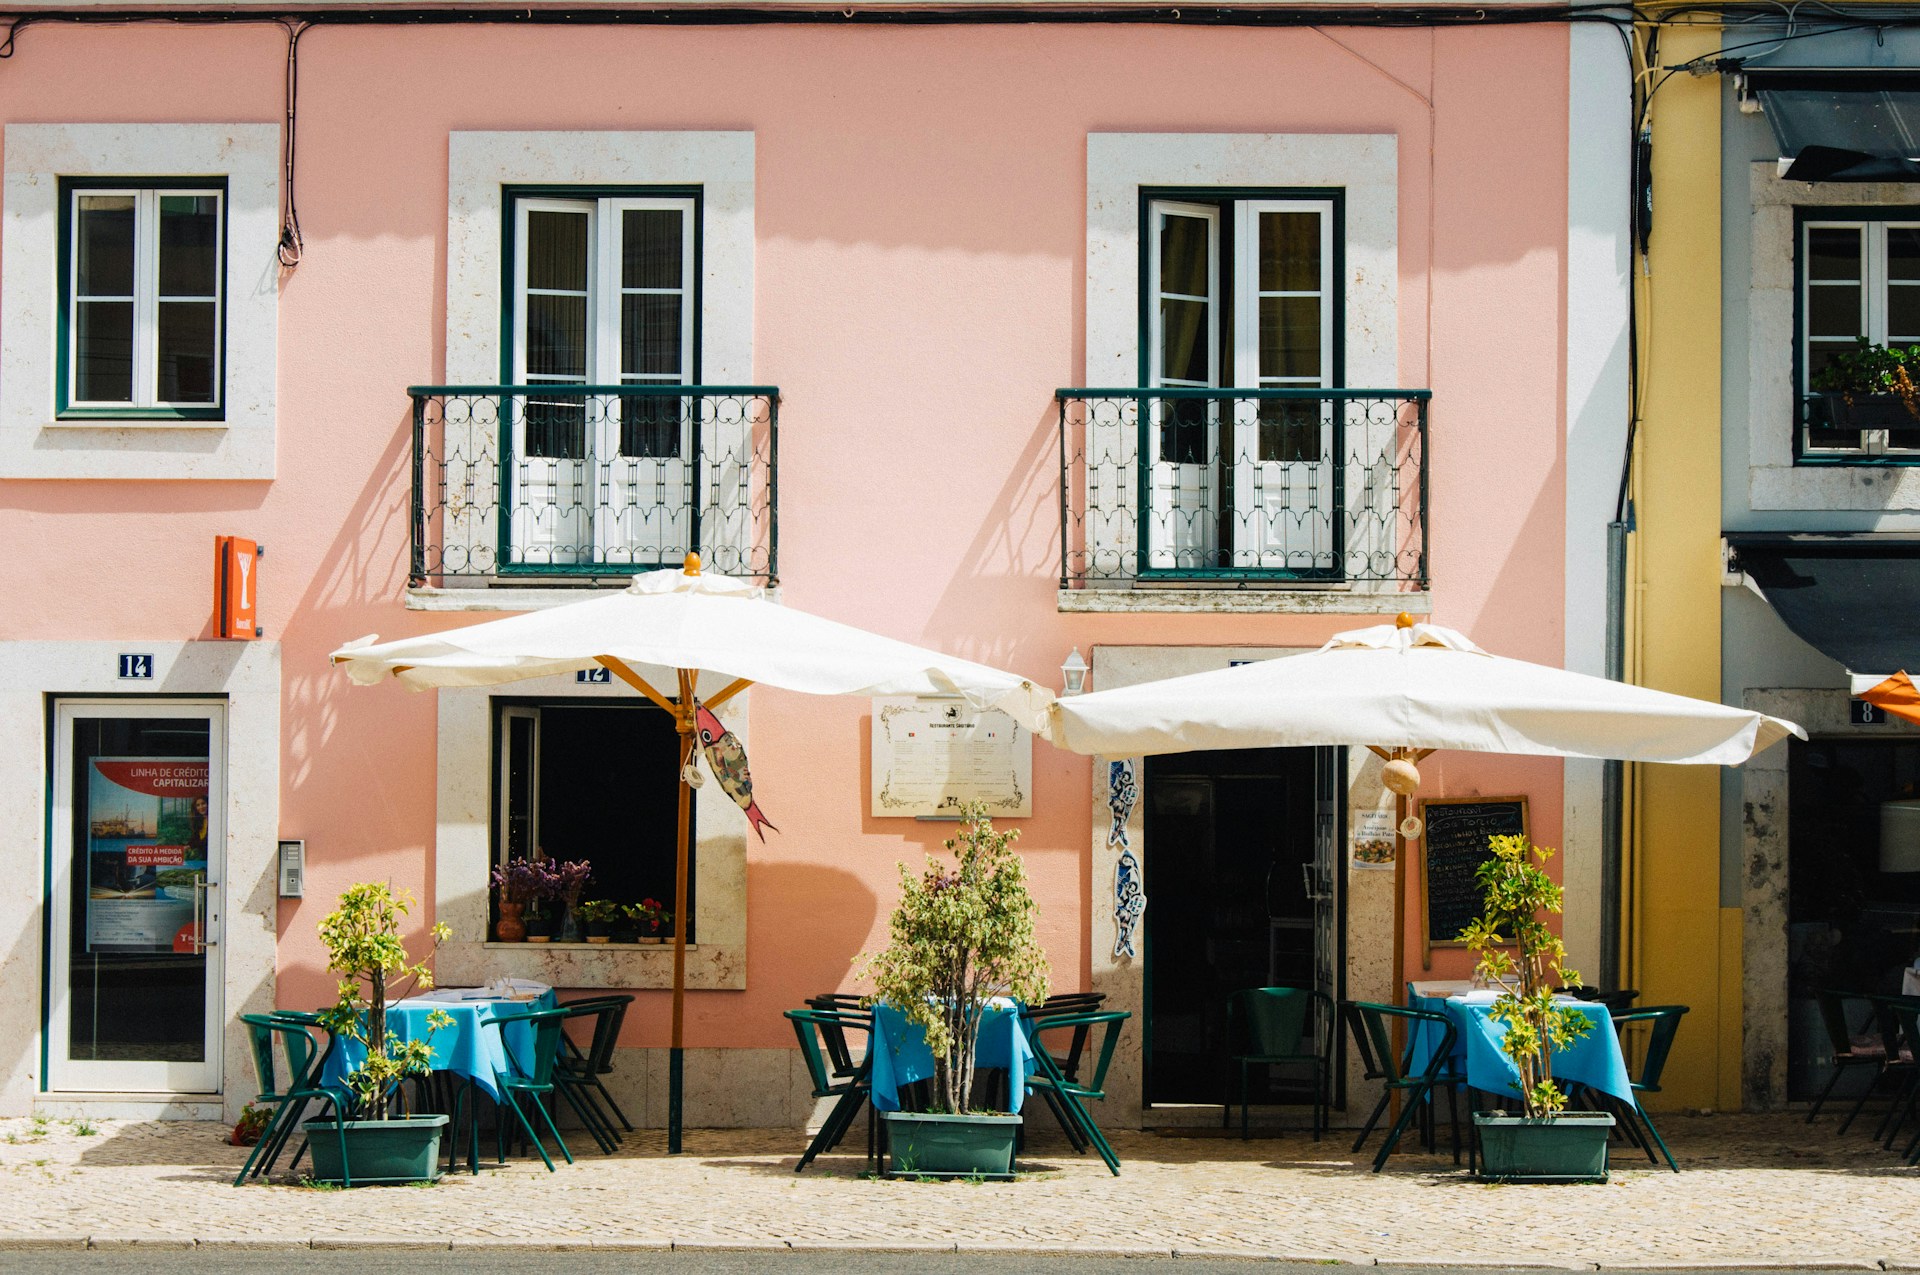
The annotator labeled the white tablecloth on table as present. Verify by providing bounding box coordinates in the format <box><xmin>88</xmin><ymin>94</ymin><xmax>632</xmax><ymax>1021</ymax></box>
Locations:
<box><xmin>1903</xmin><ymin>968</ymin><xmax>1920</xmax><ymax>998</ymax></box>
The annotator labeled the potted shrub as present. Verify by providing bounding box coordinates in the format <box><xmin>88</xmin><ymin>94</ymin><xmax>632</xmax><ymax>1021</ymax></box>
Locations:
<box><xmin>488</xmin><ymin>858</ymin><xmax>541</xmax><ymax>942</ymax></box>
<box><xmin>627</xmin><ymin>899</ymin><xmax>666</xmax><ymax>944</ymax></box>
<box><xmin>860</xmin><ymin>803</ymin><xmax>1050</xmax><ymax>1180</ymax></box>
<box><xmin>576</xmin><ymin>898</ymin><xmax>618</xmax><ymax>943</ymax></box>
<box><xmin>1808</xmin><ymin>338</ymin><xmax>1920</xmax><ymax>430</ymax></box>
<box><xmin>307</xmin><ymin>883</ymin><xmax>453</xmax><ymax>1185</ymax></box>
<box><xmin>1460</xmin><ymin>834</ymin><xmax>1614</xmax><ymax>1182</ymax></box>
<box><xmin>609</xmin><ymin>903</ymin><xmax>641</xmax><ymax>944</ymax></box>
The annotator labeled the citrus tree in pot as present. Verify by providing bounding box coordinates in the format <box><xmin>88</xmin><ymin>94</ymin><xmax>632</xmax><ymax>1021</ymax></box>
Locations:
<box><xmin>861</xmin><ymin>803</ymin><xmax>1049</xmax><ymax>1179</ymax></box>
<box><xmin>307</xmin><ymin>883</ymin><xmax>453</xmax><ymax>1185</ymax></box>
<box><xmin>1460</xmin><ymin>834</ymin><xmax>1614</xmax><ymax>1182</ymax></box>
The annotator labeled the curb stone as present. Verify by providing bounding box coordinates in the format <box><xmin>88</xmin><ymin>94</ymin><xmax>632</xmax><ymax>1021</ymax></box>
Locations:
<box><xmin>448</xmin><ymin>1237</ymin><xmax>599</xmax><ymax>1251</ymax></box>
<box><xmin>87</xmin><ymin>1236</ymin><xmax>198</xmax><ymax>1250</ymax></box>
<box><xmin>588</xmin><ymin>1238</ymin><xmax>674</xmax><ymax>1251</ymax></box>
<box><xmin>193</xmin><ymin>1238</ymin><xmax>316</xmax><ymax>1251</ymax></box>
<box><xmin>783</xmin><ymin>1240</ymin><xmax>960</xmax><ymax>1253</ymax></box>
<box><xmin>309</xmin><ymin>1237</ymin><xmax>454</xmax><ymax>1251</ymax></box>
<box><xmin>0</xmin><ymin>1236</ymin><xmax>87</xmax><ymax>1250</ymax></box>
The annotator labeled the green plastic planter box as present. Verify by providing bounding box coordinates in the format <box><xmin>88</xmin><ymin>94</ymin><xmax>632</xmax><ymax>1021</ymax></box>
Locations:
<box><xmin>301</xmin><ymin>1114</ymin><xmax>449</xmax><ymax>1186</ymax></box>
<box><xmin>1473</xmin><ymin>1110</ymin><xmax>1615</xmax><ymax>1183</ymax></box>
<box><xmin>882</xmin><ymin>1111</ymin><xmax>1020</xmax><ymax>1180</ymax></box>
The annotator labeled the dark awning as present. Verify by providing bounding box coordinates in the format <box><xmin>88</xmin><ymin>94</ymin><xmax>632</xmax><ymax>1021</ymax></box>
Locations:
<box><xmin>1727</xmin><ymin>533</ymin><xmax>1920</xmax><ymax>680</ymax></box>
<box><xmin>1749</xmin><ymin>70</ymin><xmax>1920</xmax><ymax>182</ymax></box>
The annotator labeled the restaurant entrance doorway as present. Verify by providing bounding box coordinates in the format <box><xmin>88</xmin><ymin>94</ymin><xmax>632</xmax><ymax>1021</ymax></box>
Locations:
<box><xmin>1142</xmin><ymin>745</ymin><xmax>1342</xmax><ymax>1107</ymax></box>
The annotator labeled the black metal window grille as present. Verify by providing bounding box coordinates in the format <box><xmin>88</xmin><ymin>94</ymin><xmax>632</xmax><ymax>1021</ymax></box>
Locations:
<box><xmin>1057</xmin><ymin>388</ymin><xmax>1429</xmax><ymax>588</ymax></box>
<box><xmin>409</xmin><ymin>384</ymin><xmax>778</xmax><ymax>587</ymax></box>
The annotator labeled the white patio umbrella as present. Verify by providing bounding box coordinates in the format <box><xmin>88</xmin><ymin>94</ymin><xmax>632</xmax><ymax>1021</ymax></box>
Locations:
<box><xmin>1045</xmin><ymin>616</ymin><xmax>1804</xmax><ymax>1002</ymax></box>
<box><xmin>331</xmin><ymin>555</ymin><xmax>1052</xmax><ymax>1152</ymax></box>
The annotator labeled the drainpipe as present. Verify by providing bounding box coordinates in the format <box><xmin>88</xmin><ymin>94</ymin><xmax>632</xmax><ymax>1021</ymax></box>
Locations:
<box><xmin>1601</xmin><ymin>512</ymin><xmax>1631</xmax><ymax>992</ymax></box>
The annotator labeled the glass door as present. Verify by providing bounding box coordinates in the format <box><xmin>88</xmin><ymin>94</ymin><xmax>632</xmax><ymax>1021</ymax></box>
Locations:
<box><xmin>1146</xmin><ymin>200</ymin><xmax>1223</xmax><ymax>571</ymax></box>
<box><xmin>47</xmin><ymin>701</ymin><xmax>224</xmax><ymax>1093</ymax></box>
<box><xmin>510</xmin><ymin>197</ymin><xmax>696</xmax><ymax>571</ymax></box>
<box><xmin>1231</xmin><ymin>200</ymin><xmax>1336</xmax><ymax>573</ymax></box>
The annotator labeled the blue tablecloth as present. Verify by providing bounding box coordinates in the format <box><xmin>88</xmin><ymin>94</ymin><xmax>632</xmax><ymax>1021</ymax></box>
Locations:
<box><xmin>319</xmin><ymin>986</ymin><xmax>559</xmax><ymax>1102</ymax></box>
<box><xmin>1410</xmin><ymin>990</ymin><xmax>1636</xmax><ymax>1106</ymax></box>
<box><xmin>868</xmin><ymin>1001</ymin><xmax>1036</xmax><ymax>1113</ymax></box>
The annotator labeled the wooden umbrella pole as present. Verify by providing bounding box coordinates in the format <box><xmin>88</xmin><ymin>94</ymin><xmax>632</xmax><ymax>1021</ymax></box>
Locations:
<box><xmin>669</xmin><ymin>667</ymin><xmax>696</xmax><ymax>1155</ymax></box>
<box><xmin>1390</xmin><ymin>780</ymin><xmax>1408</xmax><ymax>1123</ymax></box>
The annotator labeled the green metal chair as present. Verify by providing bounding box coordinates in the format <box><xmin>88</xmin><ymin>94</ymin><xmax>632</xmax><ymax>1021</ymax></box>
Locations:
<box><xmin>786</xmin><ymin>1007</ymin><xmax>875</xmax><ymax>1172</ymax></box>
<box><xmin>474</xmin><ymin>1006</ymin><xmax>574</xmax><ymax>1172</ymax></box>
<box><xmin>553</xmin><ymin>996</ymin><xmax>633</xmax><ymax>1154</ymax></box>
<box><xmin>1806</xmin><ymin>989</ymin><xmax>1899</xmax><ymax>1132</ymax></box>
<box><xmin>1025</xmin><ymin>993</ymin><xmax>1106</xmax><ymax>1084</ymax></box>
<box><xmin>1342</xmin><ymin>1000</ymin><xmax>1461</xmax><ymax>1173</ymax></box>
<box><xmin>1221</xmin><ymin>987</ymin><xmax>1333</xmax><ymax>1141</ymax></box>
<box><xmin>1023</xmin><ymin>1009</ymin><xmax>1128</xmax><ymax>1175</ymax></box>
<box><xmin>233</xmin><ymin>1012</ymin><xmax>351</xmax><ymax>1187</ymax></box>
<box><xmin>1608</xmin><ymin>1004</ymin><xmax>1689</xmax><ymax>1172</ymax></box>
<box><xmin>804</xmin><ymin>993</ymin><xmax>874</xmax><ymax>1083</ymax></box>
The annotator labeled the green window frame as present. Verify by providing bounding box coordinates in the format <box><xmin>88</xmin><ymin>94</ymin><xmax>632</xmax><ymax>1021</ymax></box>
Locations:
<box><xmin>56</xmin><ymin>176</ymin><xmax>228</xmax><ymax>421</ymax></box>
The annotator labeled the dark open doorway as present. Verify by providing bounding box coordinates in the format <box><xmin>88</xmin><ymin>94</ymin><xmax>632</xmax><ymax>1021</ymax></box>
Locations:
<box><xmin>1142</xmin><ymin>745</ymin><xmax>1343</xmax><ymax>1108</ymax></box>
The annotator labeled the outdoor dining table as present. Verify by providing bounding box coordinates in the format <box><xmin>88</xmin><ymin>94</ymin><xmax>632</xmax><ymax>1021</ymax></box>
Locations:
<box><xmin>867</xmin><ymin>1000</ymin><xmax>1037</xmax><ymax>1112</ymax></box>
<box><xmin>1408</xmin><ymin>981</ymin><xmax>1637</xmax><ymax>1106</ymax></box>
<box><xmin>319</xmin><ymin>979</ymin><xmax>558</xmax><ymax>1102</ymax></box>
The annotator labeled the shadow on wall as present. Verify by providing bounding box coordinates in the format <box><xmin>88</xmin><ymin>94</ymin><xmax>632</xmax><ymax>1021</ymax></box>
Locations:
<box><xmin>0</xmin><ymin>894</ymin><xmax>44</xmax><ymax>1114</ymax></box>
<box><xmin>921</xmin><ymin>402</ymin><xmax>1064</xmax><ymax>675</ymax></box>
<box><xmin>274</xmin><ymin>406</ymin><xmax>438</xmax><ymax>1010</ymax></box>
<box><xmin>749</xmin><ymin>860</ymin><xmax>878</xmax><ymax>1008</ymax></box>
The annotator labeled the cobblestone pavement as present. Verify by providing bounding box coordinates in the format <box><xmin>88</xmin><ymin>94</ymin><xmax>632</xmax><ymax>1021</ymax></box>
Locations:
<box><xmin>0</xmin><ymin>1112</ymin><xmax>1913</xmax><ymax>1267</ymax></box>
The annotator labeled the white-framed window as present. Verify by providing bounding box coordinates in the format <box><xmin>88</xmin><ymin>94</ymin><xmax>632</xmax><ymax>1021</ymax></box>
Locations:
<box><xmin>1800</xmin><ymin>214</ymin><xmax>1920</xmax><ymax>458</ymax></box>
<box><xmin>510</xmin><ymin>192</ymin><xmax>697</xmax><ymax>461</ymax></box>
<box><xmin>62</xmin><ymin>183</ymin><xmax>225</xmax><ymax>417</ymax></box>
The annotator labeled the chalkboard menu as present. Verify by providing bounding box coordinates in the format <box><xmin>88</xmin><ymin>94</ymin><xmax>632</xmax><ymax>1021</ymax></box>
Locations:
<box><xmin>1419</xmin><ymin>796</ymin><xmax>1530</xmax><ymax>959</ymax></box>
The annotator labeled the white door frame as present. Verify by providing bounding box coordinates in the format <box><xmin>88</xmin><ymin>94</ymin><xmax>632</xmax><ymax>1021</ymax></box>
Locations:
<box><xmin>47</xmin><ymin>699</ymin><xmax>226</xmax><ymax>1094</ymax></box>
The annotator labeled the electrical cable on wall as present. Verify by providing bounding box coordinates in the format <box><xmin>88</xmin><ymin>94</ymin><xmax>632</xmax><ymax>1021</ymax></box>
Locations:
<box><xmin>277</xmin><ymin>18</ymin><xmax>308</xmax><ymax>270</ymax></box>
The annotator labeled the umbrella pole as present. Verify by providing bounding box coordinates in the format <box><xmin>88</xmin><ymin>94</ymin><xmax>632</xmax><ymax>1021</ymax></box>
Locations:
<box><xmin>669</xmin><ymin>670</ymin><xmax>696</xmax><ymax>1154</ymax></box>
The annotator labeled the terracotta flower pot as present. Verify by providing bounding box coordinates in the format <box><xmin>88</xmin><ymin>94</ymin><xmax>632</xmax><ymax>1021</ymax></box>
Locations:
<box><xmin>495</xmin><ymin>899</ymin><xmax>527</xmax><ymax>943</ymax></box>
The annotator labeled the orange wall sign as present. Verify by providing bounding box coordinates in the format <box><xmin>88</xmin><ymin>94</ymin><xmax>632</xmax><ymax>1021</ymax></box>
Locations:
<box><xmin>214</xmin><ymin>536</ymin><xmax>262</xmax><ymax>640</ymax></box>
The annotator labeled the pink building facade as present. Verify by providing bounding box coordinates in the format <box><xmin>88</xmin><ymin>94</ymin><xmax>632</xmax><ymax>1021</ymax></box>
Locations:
<box><xmin>0</xmin><ymin>11</ymin><xmax>1629</xmax><ymax>1127</ymax></box>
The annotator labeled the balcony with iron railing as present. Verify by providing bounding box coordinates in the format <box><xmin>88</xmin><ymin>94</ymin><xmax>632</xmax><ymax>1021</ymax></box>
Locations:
<box><xmin>1056</xmin><ymin>388</ymin><xmax>1430</xmax><ymax>604</ymax></box>
<box><xmin>408</xmin><ymin>384</ymin><xmax>779</xmax><ymax>590</ymax></box>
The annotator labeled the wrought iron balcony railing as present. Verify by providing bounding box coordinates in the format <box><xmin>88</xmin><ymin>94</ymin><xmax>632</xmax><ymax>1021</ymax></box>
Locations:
<box><xmin>408</xmin><ymin>385</ymin><xmax>778</xmax><ymax>588</ymax></box>
<box><xmin>1056</xmin><ymin>388</ymin><xmax>1430</xmax><ymax>590</ymax></box>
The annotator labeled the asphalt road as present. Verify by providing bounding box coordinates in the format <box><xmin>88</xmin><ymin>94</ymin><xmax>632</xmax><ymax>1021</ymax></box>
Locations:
<box><xmin>0</xmin><ymin>1253</ymin><xmax>1861</xmax><ymax>1275</ymax></box>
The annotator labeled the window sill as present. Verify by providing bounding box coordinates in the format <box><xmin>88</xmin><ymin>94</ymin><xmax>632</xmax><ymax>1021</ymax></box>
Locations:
<box><xmin>1750</xmin><ymin>463</ymin><xmax>1920</xmax><ymax>511</ymax></box>
<box><xmin>436</xmin><ymin>934</ymin><xmax>742</xmax><ymax>990</ymax></box>
<box><xmin>1058</xmin><ymin>587</ymin><xmax>1430</xmax><ymax>615</ymax></box>
<box><xmin>481</xmin><ymin>941</ymin><xmax>698</xmax><ymax>951</ymax></box>
<box><xmin>409</xmin><ymin>584</ymin><xmax>779</xmax><ymax>611</ymax></box>
<box><xmin>44</xmin><ymin>415</ymin><xmax>228</xmax><ymax>430</ymax></box>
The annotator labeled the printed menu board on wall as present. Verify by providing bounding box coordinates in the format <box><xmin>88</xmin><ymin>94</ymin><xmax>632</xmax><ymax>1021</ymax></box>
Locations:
<box><xmin>1418</xmin><ymin>795</ymin><xmax>1529</xmax><ymax>962</ymax></box>
<box><xmin>871</xmin><ymin>697</ymin><xmax>1031</xmax><ymax>818</ymax></box>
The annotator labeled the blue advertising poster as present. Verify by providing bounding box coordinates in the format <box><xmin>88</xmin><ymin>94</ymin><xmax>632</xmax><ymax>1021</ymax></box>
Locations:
<box><xmin>85</xmin><ymin>757</ymin><xmax>209</xmax><ymax>953</ymax></box>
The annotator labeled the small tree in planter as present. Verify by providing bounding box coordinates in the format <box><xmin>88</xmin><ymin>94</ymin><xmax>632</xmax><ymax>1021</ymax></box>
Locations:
<box><xmin>860</xmin><ymin>803</ymin><xmax>1049</xmax><ymax>1177</ymax></box>
<box><xmin>1459</xmin><ymin>835</ymin><xmax>1612</xmax><ymax>1181</ymax></box>
<box><xmin>308</xmin><ymin>883</ymin><xmax>454</xmax><ymax>1185</ymax></box>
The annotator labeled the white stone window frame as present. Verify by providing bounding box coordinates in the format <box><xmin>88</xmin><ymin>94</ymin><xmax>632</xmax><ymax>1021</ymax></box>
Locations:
<box><xmin>1749</xmin><ymin>164</ymin><xmax>1920</xmax><ymax>509</ymax></box>
<box><xmin>0</xmin><ymin>640</ymin><xmax>281</xmax><ymax>1120</ymax></box>
<box><xmin>430</xmin><ymin>132</ymin><xmax>754</xmax><ymax>608</ymax></box>
<box><xmin>0</xmin><ymin>124</ymin><xmax>280</xmax><ymax>480</ymax></box>
<box><xmin>1076</xmin><ymin>133</ymin><xmax>1410</xmax><ymax>614</ymax></box>
<box><xmin>435</xmin><ymin>672</ymin><xmax>748</xmax><ymax>991</ymax></box>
